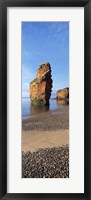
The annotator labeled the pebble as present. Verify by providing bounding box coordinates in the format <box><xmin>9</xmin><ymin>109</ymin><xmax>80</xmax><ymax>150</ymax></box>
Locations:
<box><xmin>22</xmin><ymin>145</ymin><xmax>69</xmax><ymax>178</ymax></box>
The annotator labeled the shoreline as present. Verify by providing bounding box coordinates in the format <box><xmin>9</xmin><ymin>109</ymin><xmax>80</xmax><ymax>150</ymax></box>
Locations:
<box><xmin>22</xmin><ymin>106</ymin><xmax>69</xmax><ymax>119</ymax></box>
<box><xmin>22</xmin><ymin>107</ymin><xmax>69</xmax><ymax>152</ymax></box>
<box><xmin>22</xmin><ymin>107</ymin><xmax>69</xmax><ymax>178</ymax></box>
<box><xmin>22</xmin><ymin>107</ymin><xmax>69</xmax><ymax>132</ymax></box>
<box><xmin>22</xmin><ymin>104</ymin><xmax>69</xmax><ymax>119</ymax></box>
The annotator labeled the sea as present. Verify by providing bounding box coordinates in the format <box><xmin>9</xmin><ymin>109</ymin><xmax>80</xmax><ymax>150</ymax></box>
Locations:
<box><xmin>22</xmin><ymin>94</ymin><xmax>67</xmax><ymax>117</ymax></box>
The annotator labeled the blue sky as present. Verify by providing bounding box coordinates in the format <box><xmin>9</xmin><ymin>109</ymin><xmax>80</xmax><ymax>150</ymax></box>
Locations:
<box><xmin>22</xmin><ymin>22</ymin><xmax>69</xmax><ymax>97</ymax></box>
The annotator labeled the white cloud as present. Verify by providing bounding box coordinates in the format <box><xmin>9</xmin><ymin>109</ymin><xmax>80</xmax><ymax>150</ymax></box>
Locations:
<box><xmin>22</xmin><ymin>50</ymin><xmax>31</xmax><ymax>57</ymax></box>
<box><xmin>23</xmin><ymin>51</ymin><xmax>45</xmax><ymax>58</ymax></box>
<box><xmin>22</xmin><ymin>64</ymin><xmax>35</xmax><ymax>80</ymax></box>
<box><xmin>22</xmin><ymin>90</ymin><xmax>29</xmax><ymax>97</ymax></box>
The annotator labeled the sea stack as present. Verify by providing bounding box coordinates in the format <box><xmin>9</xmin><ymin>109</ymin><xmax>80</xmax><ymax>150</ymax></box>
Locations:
<box><xmin>30</xmin><ymin>62</ymin><xmax>52</xmax><ymax>105</ymax></box>
<box><xmin>56</xmin><ymin>87</ymin><xmax>69</xmax><ymax>99</ymax></box>
<box><xmin>56</xmin><ymin>87</ymin><xmax>69</xmax><ymax>105</ymax></box>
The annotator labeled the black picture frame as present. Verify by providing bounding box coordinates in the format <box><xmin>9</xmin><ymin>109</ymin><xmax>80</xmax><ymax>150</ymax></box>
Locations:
<box><xmin>0</xmin><ymin>0</ymin><xmax>91</xmax><ymax>199</ymax></box>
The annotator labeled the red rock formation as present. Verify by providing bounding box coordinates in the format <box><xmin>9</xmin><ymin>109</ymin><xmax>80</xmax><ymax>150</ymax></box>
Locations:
<box><xmin>56</xmin><ymin>87</ymin><xmax>69</xmax><ymax>99</ymax></box>
<box><xmin>30</xmin><ymin>62</ymin><xmax>52</xmax><ymax>105</ymax></box>
<box><xmin>56</xmin><ymin>87</ymin><xmax>69</xmax><ymax>105</ymax></box>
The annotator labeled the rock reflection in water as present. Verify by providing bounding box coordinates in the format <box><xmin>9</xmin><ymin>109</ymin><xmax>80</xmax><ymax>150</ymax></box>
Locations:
<box><xmin>30</xmin><ymin>104</ymin><xmax>49</xmax><ymax>115</ymax></box>
<box><xmin>56</xmin><ymin>99</ymin><xmax>69</xmax><ymax>105</ymax></box>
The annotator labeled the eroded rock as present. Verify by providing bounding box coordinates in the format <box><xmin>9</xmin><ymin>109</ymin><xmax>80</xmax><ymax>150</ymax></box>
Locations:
<box><xmin>56</xmin><ymin>87</ymin><xmax>69</xmax><ymax>105</ymax></box>
<box><xmin>30</xmin><ymin>62</ymin><xmax>52</xmax><ymax>105</ymax></box>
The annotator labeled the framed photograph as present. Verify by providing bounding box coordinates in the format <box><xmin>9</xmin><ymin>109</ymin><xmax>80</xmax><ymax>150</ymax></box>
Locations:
<box><xmin>0</xmin><ymin>0</ymin><xmax>91</xmax><ymax>199</ymax></box>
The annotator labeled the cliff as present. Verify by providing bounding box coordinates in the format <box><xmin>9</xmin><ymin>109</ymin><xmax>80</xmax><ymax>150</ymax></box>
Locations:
<box><xmin>30</xmin><ymin>62</ymin><xmax>52</xmax><ymax>105</ymax></box>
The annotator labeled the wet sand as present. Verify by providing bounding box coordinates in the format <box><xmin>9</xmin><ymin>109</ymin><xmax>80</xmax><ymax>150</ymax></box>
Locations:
<box><xmin>22</xmin><ymin>106</ymin><xmax>69</xmax><ymax>131</ymax></box>
<box><xmin>22</xmin><ymin>107</ymin><xmax>69</xmax><ymax>152</ymax></box>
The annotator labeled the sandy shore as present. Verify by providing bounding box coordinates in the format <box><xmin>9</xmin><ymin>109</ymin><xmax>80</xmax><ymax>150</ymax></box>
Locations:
<box><xmin>22</xmin><ymin>129</ymin><xmax>69</xmax><ymax>152</ymax></box>
<box><xmin>22</xmin><ymin>106</ymin><xmax>69</xmax><ymax>132</ymax></box>
<box><xmin>22</xmin><ymin>107</ymin><xmax>69</xmax><ymax>178</ymax></box>
<box><xmin>22</xmin><ymin>107</ymin><xmax>69</xmax><ymax>152</ymax></box>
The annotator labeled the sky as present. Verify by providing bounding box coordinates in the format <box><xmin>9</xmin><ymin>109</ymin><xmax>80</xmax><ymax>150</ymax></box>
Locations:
<box><xmin>22</xmin><ymin>22</ymin><xmax>69</xmax><ymax>97</ymax></box>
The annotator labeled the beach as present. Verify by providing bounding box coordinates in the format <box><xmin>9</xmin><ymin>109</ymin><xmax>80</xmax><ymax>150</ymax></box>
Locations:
<box><xmin>22</xmin><ymin>106</ymin><xmax>69</xmax><ymax>178</ymax></box>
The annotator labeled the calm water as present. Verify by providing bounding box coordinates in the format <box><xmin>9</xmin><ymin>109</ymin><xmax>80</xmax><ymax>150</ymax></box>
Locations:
<box><xmin>22</xmin><ymin>97</ymin><xmax>67</xmax><ymax>117</ymax></box>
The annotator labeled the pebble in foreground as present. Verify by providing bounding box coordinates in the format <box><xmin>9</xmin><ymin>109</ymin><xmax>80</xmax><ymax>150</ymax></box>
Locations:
<box><xmin>22</xmin><ymin>145</ymin><xmax>69</xmax><ymax>178</ymax></box>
